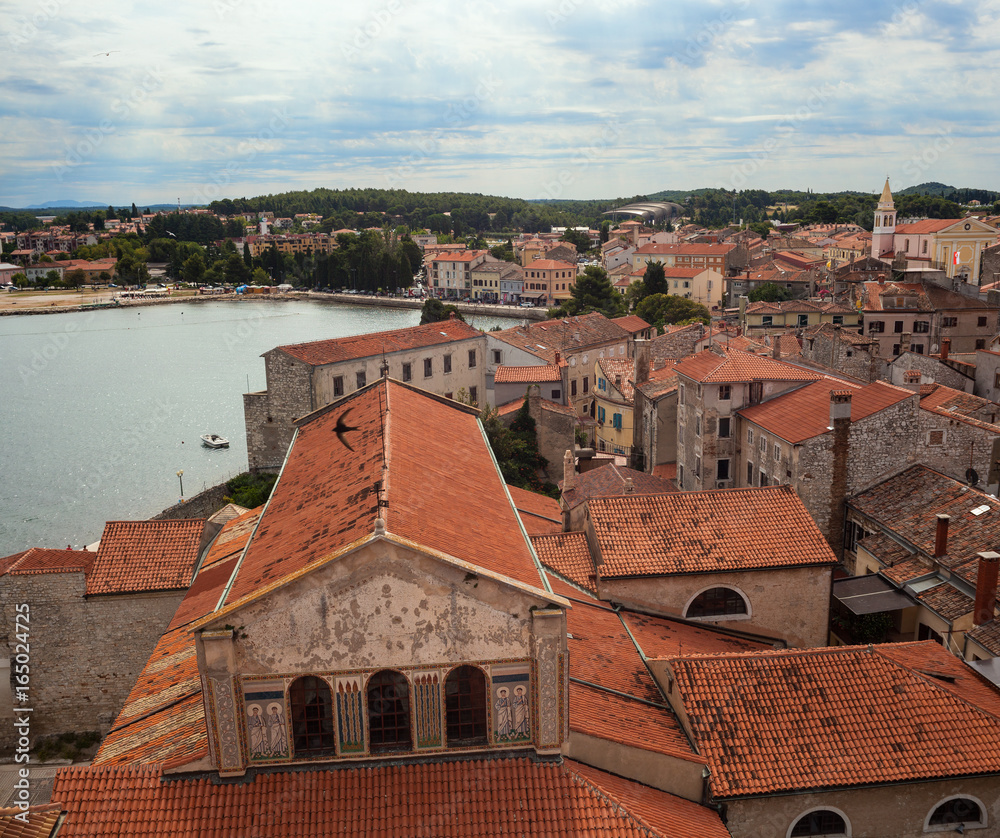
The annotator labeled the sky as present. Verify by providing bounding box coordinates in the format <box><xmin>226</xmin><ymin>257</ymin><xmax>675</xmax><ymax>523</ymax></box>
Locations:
<box><xmin>1</xmin><ymin>0</ymin><xmax>998</xmax><ymax>207</ymax></box>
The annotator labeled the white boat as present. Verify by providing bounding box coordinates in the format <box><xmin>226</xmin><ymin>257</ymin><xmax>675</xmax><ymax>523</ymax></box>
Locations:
<box><xmin>201</xmin><ymin>433</ymin><xmax>229</xmax><ymax>449</ymax></box>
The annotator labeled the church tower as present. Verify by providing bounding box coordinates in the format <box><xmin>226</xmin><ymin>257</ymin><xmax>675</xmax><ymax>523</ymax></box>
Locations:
<box><xmin>871</xmin><ymin>178</ymin><xmax>896</xmax><ymax>258</ymax></box>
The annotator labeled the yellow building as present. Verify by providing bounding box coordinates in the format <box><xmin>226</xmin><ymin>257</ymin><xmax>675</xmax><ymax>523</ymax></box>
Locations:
<box><xmin>593</xmin><ymin>357</ymin><xmax>635</xmax><ymax>457</ymax></box>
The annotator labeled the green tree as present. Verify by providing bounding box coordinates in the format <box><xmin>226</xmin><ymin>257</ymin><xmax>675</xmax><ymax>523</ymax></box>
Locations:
<box><xmin>635</xmin><ymin>293</ymin><xmax>710</xmax><ymax>333</ymax></box>
<box><xmin>549</xmin><ymin>265</ymin><xmax>624</xmax><ymax>318</ymax></box>
<box><xmin>559</xmin><ymin>228</ymin><xmax>591</xmax><ymax>253</ymax></box>
<box><xmin>748</xmin><ymin>282</ymin><xmax>792</xmax><ymax>303</ymax></box>
<box><xmin>12</xmin><ymin>272</ymin><xmax>28</xmax><ymax>288</ymax></box>
<box><xmin>181</xmin><ymin>251</ymin><xmax>206</xmax><ymax>284</ymax></box>
<box><xmin>224</xmin><ymin>253</ymin><xmax>251</xmax><ymax>286</ymax></box>
<box><xmin>419</xmin><ymin>298</ymin><xmax>465</xmax><ymax>324</ymax></box>
<box><xmin>479</xmin><ymin>398</ymin><xmax>556</xmax><ymax>497</ymax></box>
<box><xmin>66</xmin><ymin>268</ymin><xmax>87</xmax><ymax>290</ymax></box>
<box><xmin>251</xmin><ymin>267</ymin><xmax>271</xmax><ymax>285</ymax></box>
<box><xmin>642</xmin><ymin>260</ymin><xmax>667</xmax><ymax>298</ymax></box>
<box><xmin>44</xmin><ymin>269</ymin><xmax>61</xmax><ymax>287</ymax></box>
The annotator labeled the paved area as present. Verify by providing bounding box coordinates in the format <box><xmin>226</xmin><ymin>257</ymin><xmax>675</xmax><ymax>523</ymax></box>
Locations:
<box><xmin>0</xmin><ymin>762</ymin><xmax>72</xmax><ymax>807</ymax></box>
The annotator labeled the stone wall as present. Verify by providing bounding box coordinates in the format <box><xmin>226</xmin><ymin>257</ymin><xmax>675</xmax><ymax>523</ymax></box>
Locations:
<box><xmin>888</xmin><ymin>351</ymin><xmax>974</xmax><ymax>391</ymax></box>
<box><xmin>245</xmin><ymin>351</ymin><xmax>313</xmax><ymax>472</ymax></box>
<box><xmin>0</xmin><ymin>571</ymin><xmax>184</xmax><ymax>742</ymax></box>
<box><xmin>801</xmin><ymin>327</ymin><xmax>886</xmax><ymax>382</ymax></box>
<box><xmin>153</xmin><ymin>481</ymin><xmax>230</xmax><ymax>520</ymax></box>
<box><xmin>600</xmin><ymin>565</ymin><xmax>831</xmax><ymax>649</ymax></box>
<box><xmin>650</xmin><ymin>325</ymin><xmax>705</xmax><ymax>367</ymax></box>
<box><xmin>918</xmin><ymin>409</ymin><xmax>1000</xmax><ymax>491</ymax></box>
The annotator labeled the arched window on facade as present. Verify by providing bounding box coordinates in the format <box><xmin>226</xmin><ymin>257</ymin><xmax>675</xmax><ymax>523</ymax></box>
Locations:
<box><xmin>289</xmin><ymin>676</ymin><xmax>336</xmax><ymax>756</ymax></box>
<box><xmin>789</xmin><ymin>809</ymin><xmax>848</xmax><ymax>837</ymax></box>
<box><xmin>926</xmin><ymin>797</ymin><xmax>985</xmax><ymax>831</ymax></box>
<box><xmin>445</xmin><ymin>665</ymin><xmax>488</xmax><ymax>747</ymax></box>
<box><xmin>685</xmin><ymin>587</ymin><xmax>748</xmax><ymax>619</ymax></box>
<box><xmin>367</xmin><ymin>669</ymin><xmax>411</xmax><ymax>753</ymax></box>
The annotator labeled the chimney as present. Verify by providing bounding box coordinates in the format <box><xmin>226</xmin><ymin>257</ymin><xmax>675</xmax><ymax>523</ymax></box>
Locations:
<box><xmin>634</xmin><ymin>339</ymin><xmax>651</xmax><ymax>386</ymax></box>
<box><xmin>554</xmin><ymin>351</ymin><xmax>560</xmax><ymax>364</ymax></box>
<box><xmin>934</xmin><ymin>514</ymin><xmax>950</xmax><ymax>559</ymax></box>
<box><xmin>940</xmin><ymin>337</ymin><xmax>951</xmax><ymax>360</ymax></box>
<box><xmin>900</xmin><ymin>332</ymin><xmax>911</xmax><ymax>354</ymax></box>
<box><xmin>829</xmin><ymin>390</ymin><xmax>852</xmax><ymax>428</ymax></box>
<box><xmin>563</xmin><ymin>449</ymin><xmax>576</xmax><ymax>492</ymax></box>
<box><xmin>772</xmin><ymin>335</ymin><xmax>781</xmax><ymax>360</ymax></box>
<box><xmin>973</xmin><ymin>552</ymin><xmax>999</xmax><ymax>626</ymax></box>
<box><xmin>623</xmin><ymin>477</ymin><xmax>634</xmax><ymax>494</ymax></box>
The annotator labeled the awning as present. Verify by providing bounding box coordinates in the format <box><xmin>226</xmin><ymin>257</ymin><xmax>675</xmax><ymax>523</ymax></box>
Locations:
<box><xmin>833</xmin><ymin>575</ymin><xmax>914</xmax><ymax>616</ymax></box>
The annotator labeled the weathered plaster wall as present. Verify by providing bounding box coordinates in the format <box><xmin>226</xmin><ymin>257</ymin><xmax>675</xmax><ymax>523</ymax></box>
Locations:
<box><xmin>725</xmin><ymin>776</ymin><xmax>1000</xmax><ymax>838</ymax></box>
<box><xmin>601</xmin><ymin>565</ymin><xmax>831</xmax><ymax>649</ymax></box>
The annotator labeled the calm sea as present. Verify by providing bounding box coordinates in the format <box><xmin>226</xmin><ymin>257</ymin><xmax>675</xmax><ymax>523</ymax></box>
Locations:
<box><xmin>0</xmin><ymin>299</ymin><xmax>521</xmax><ymax>556</ymax></box>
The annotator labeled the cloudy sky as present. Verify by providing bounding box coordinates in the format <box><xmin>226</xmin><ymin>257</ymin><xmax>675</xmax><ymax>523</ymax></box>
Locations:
<box><xmin>1</xmin><ymin>0</ymin><xmax>997</xmax><ymax>207</ymax></box>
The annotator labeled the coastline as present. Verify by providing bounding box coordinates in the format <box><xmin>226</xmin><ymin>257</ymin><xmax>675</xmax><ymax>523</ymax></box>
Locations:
<box><xmin>0</xmin><ymin>290</ymin><xmax>548</xmax><ymax>320</ymax></box>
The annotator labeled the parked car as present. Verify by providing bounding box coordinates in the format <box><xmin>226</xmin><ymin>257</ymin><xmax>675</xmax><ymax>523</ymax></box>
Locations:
<box><xmin>519</xmin><ymin>300</ymin><xmax>535</xmax><ymax>308</ymax></box>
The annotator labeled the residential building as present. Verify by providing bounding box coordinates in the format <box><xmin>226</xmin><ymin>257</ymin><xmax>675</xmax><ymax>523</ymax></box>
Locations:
<box><xmin>673</xmin><ymin>348</ymin><xmax>822</xmax><ymax>492</ymax></box>
<box><xmin>658</xmin><ymin>266</ymin><xmax>725</xmax><ymax>308</ymax></box>
<box><xmin>632</xmin><ymin>242</ymin><xmax>739</xmax><ymax>276</ymax></box>
<box><xmin>493</xmin><ymin>360</ymin><xmax>567</xmax><ymax>407</ymax></box>
<box><xmin>244</xmin><ymin>316</ymin><xmax>485</xmax><ymax>470</ymax></box>
<box><xmin>470</xmin><ymin>260</ymin><xmax>523</xmax><ymax>303</ymax></box>
<box><xmin>487</xmin><ymin>313</ymin><xmax>632</xmax><ymax>417</ymax></box>
<box><xmin>724</xmin><ymin>264</ymin><xmax>816</xmax><ymax>304</ymax></box>
<box><xmin>592</xmin><ymin>358</ymin><xmax>634</xmax><ymax>458</ymax></box>
<box><xmin>741</xmin><ymin>299</ymin><xmax>859</xmax><ymax>333</ymax></box>
<box><xmin>632</xmin><ymin>347</ymin><xmax>679</xmax><ymax>475</ymax></box>
<box><xmin>799</xmin><ymin>322</ymin><xmax>886</xmax><ymax>383</ymax></box>
<box><xmin>843</xmin><ymin>465</ymin><xmax>1000</xmax><ymax>660</ymax></box>
<box><xmin>427</xmin><ymin>249</ymin><xmax>489</xmax><ymax>298</ymax></box>
<box><xmin>559</xmin><ymin>460</ymin><xmax>674</xmax><ymax>531</ymax></box>
<box><xmin>521</xmin><ymin>259</ymin><xmax>577</xmax><ymax>307</ymax></box>
<box><xmin>858</xmin><ymin>279</ymin><xmax>1000</xmax><ymax>356</ymax></box>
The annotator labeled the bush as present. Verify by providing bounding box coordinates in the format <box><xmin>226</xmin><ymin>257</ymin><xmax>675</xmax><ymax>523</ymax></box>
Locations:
<box><xmin>225</xmin><ymin>472</ymin><xmax>278</xmax><ymax>508</ymax></box>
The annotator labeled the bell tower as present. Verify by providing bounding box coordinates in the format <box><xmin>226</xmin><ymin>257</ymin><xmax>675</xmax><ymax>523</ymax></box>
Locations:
<box><xmin>871</xmin><ymin>178</ymin><xmax>896</xmax><ymax>258</ymax></box>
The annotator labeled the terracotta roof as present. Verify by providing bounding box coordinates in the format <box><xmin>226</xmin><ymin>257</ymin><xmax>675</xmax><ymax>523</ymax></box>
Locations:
<box><xmin>611</xmin><ymin>315</ymin><xmax>651</xmax><ymax>334</ymax></box>
<box><xmin>621</xmin><ymin>611</ymin><xmax>771</xmax><ymax>659</ymax></box>
<box><xmin>0</xmin><ymin>547</ymin><xmax>94</xmax><ymax>576</ymax></box>
<box><xmin>506</xmin><ymin>485</ymin><xmax>562</xmax><ymax>535</ymax></box>
<box><xmin>0</xmin><ymin>804</ymin><xmax>61</xmax><ymax>837</ymax></box>
<box><xmin>967</xmin><ymin>620</ymin><xmax>1000</xmax><ymax>655</ymax></box>
<box><xmin>429</xmin><ymin>249</ymin><xmax>488</xmax><ymax>262</ymax></box>
<box><xmin>588</xmin><ymin>486</ymin><xmax>836</xmax><ymax>577</ymax></box>
<box><xmin>669</xmin><ymin>641</ymin><xmax>1000</xmax><ymax>799</ymax></box>
<box><xmin>919</xmin><ymin>383</ymin><xmax>1000</xmax><ymax>426</ymax></box>
<box><xmin>634</xmin><ymin>243</ymin><xmax>735</xmax><ymax>256</ymax></box>
<box><xmin>660</xmin><ymin>267</ymin><xmax>703</xmax><ymax>278</ymax></box>
<box><xmin>52</xmin><ymin>758</ymin><xmax>722</xmax><ymax>837</ymax></box>
<box><xmin>916</xmin><ymin>580</ymin><xmax>973</xmax><ymax>622</ymax></box>
<box><xmin>598</xmin><ymin>358</ymin><xmax>635</xmax><ymax>402</ymax></box>
<box><xmin>274</xmin><ymin>317</ymin><xmax>482</xmax><ymax>366</ymax></box>
<box><xmin>200</xmin><ymin>506</ymin><xmax>263</xmax><ymax>569</ymax></box>
<box><xmin>525</xmin><ymin>258</ymin><xmax>577</xmax><ymax>270</ymax></box>
<box><xmin>86</xmin><ymin>519</ymin><xmax>205</xmax><ymax>595</ymax></box>
<box><xmin>739</xmin><ymin>379</ymin><xmax>914</xmax><ymax>444</ymax></box>
<box><xmin>561</xmin><ymin>464</ymin><xmax>675</xmax><ymax>510</ymax></box>
<box><xmin>532</xmin><ymin>532</ymin><xmax>597</xmax><ymax>592</ymax></box>
<box><xmin>564</xmin><ymin>760</ymin><xmax>729</xmax><ymax>838</ymax></box>
<box><xmin>673</xmin><ymin>348</ymin><xmax>822</xmax><ymax>384</ymax></box>
<box><xmin>491</xmin><ymin>313</ymin><xmax>630</xmax><ymax>363</ymax></box>
<box><xmin>220</xmin><ymin>380</ymin><xmax>547</xmax><ymax>610</ymax></box>
<box><xmin>849</xmin><ymin>465</ymin><xmax>1000</xmax><ymax>591</ymax></box>
<box><xmin>895</xmin><ymin>218</ymin><xmax>967</xmax><ymax>234</ymax></box>
<box><xmin>494</xmin><ymin>363</ymin><xmax>562</xmax><ymax>383</ymax></box>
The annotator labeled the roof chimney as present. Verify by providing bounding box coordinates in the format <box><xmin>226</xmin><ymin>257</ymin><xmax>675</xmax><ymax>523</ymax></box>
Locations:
<box><xmin>973</xmin><ymin>551</ymin><xmax>999</xmax><ymax>626</ymax></box>
<box><xmin>829</xmin><ymin>390</ymin><xmax>852</xmax><ymax>428</ymax></box>
<box><xmin>555</xmin><ymin>351</ymin><xmax>561</xmax><ymax>364</ymax></box>
<box><xmin>563</xmin><ymin>449</ymin><xmax>576</xmax><ymax>492</ymax></box>
<box><xmin>934</xmin><ymin>514</ymin><xmax>950</xmax><ymax>559</ymax></box>
<box><xmin>634</xmin><ymin>339</ymin><xmax>651</xmax><ymax>386</ymax></box>
<box><xmin>940</xmin><ymin>337</ymin><xmax>951</xmax><ymax>361</ymax></box>
<box><xmin>623</xmin><ymin>477</ymin><xmax>634</xmax><ymax>494</ymax></box>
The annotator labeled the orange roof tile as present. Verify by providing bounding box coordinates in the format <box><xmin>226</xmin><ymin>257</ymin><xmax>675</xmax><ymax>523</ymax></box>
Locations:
<box><xmin>52</xmin><ymin>758</ymin><xmax>720</xmax><ymax>837</ymax></box>
<box><xmin>0</xmin><ymin>803</ymin><xmax>61</xmax><ymax>837</ymax></box>
<box><xmin>525</xmin><ymin>258</ymin><xmax>577</xmax><ymax>270</ymax></box>
<box><xmin>199</xmin><ymin>506</ymin><xmax>263</xmax><ymax>569</ymax></box>
<box><xmin>564</xmin><ymin>760</ymin><xmax>729</xmax><ymax>838</ymax></box>
<box><xmin>669</xmin><ymin>641</ymin><xmax>1000</xmax><ymax>798</ymax></box>
<box><xmin>739</xmin><ymin>379</ymin><xmax>914</xmax><ymax>443</ymax></box>
<box><xmin>0</xmin><ymin>547</ymin><xmax>94</xmax><ymax>576</ymax></box>
<box><xmin>621</xmin><ymin>611</ymin><xmax>771</xmax><ymax>658</ymax></box>
<box><xmin>562</xmin><ymin>464</ymin><xmax>675</xmax><ymax>510</ymax></box>
<box><xmin>221</xmin><ymin>380</ymin><xmax>547</xmax><ymax>610</ymax></box>
<box><xmin>274</xmin><ymin>317</ymin><xmax>482</xmax><ymax>366</ymax></box>
<box><xmin>611</xmin><ymin>315</ymin><xmax>651</xmax><ymax>334</ymax></box>
<box><xmin>506</xmin><ymin>485</ymin><xmax>562</xmax><ymax>535</ymax></box>
<box><xmin>492</xmin><ymin>313</ymin><xmax>630</xmax><ymax>363</ymax></box>
<box><xmin>589</xmin><ymin>486</ymin><xmax>836</xmax><ymax>577</ymax></box>
<box><xmin>86</xmin><ymin>519</ymin><xmax>205</xmax><ymax>595</ymax></box>
<box><xmin>532</xmin><ymin>532</ymin><xmax>597</xmax><ymax>592</ymax></box>
<box><xmin>673</xmin><ymin>348</ymin><xmax>822</xmax><ymax>384</ymax></box>
<box><xmin>494</xmin><ymin>363</ymin><xmax>562</xmax><ymax>383</ymax></box>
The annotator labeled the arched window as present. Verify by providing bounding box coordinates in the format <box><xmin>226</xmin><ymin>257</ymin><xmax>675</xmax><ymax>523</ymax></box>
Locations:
<box><xmin>789</xmin><ymin>809</ymin><xmax>848</xmax><ymax>837</ymax></box>
<box><xmin>367</xmin><ymin>669</ymin><xmax>411</xmax><ymax>753</ymax></box>
<box><xmin>289</xmin><ymin>676</ymin><xmax>335</xmax><ymax>756</ymax></box>
<box><xmin>445</xmin><ymin>665</ymin><xmax>488</xmax><ymax>747</ymax></box>
<box><xmin>686</xmin><ymin>587</ymin><xmax>748</xmax><ymax>619</ymax></box>
<box><xmin>926</xmin><ymin>796</ymin><xmax>986</xmax><ymax>831</ymax></box>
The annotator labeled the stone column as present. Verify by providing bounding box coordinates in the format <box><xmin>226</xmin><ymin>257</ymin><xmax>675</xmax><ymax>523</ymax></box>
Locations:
<box><xmin>532</xmin><ymin>607</ymin><xmax>567</xmax><ymax>753</ymax></box>
<box><xmin>199</xmin><ymin>628</ymin><xmax>246</xmax><ymax>777</ymax></box>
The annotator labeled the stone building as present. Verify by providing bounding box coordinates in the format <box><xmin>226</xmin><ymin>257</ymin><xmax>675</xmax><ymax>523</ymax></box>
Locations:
<box><xmin>799</xmin><ymin>323</ymin><xmax>886</xmax><ymax>383</ymax></box>
<box><xmin>49</xmin><ymin>374</ymin><xmax>742</xmax><ymax>836</ymax></box>
<box><xmin>673</xmin><ymin>348</ymin><xmax>821</xmax><ymax>492</ymax></box>
<box><xmin>632</xmin><ymin>339</ymin><xmax>678</xmax><ymax>474</ymax></box>
<box><xmin>244</xmin><ymin>316</ymin><xmax>486</xmax><ymax>471</ymax></box>
<box><xmin>738</xmin><ymin>379</ymin><xmax>919</xmax><ymax>551</ymax></box>
<box><xmin>887</xmin><ymin>344</ymin><xmax>975</xmax><ymax>391</ymax></box>
<box><xmin>496</xmin><ymin>385</ymin><xmax>576</xmax><ymax>483</ymax></box>
<box><xmin>0</xmin><ymin>518</ymin><xmax>206</xmax><ymax>740</ymax></box>
<box><xmin>740</xmin><ymin>299</ymin><xmax>859</xmax><ymax>334</ymax></box>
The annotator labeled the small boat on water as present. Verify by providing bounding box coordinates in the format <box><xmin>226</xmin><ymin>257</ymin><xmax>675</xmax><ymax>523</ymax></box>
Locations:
<box><xmin>201</xmin><ymin>433</ymin><xmax>229</xmax><ymax>449</ymax></box>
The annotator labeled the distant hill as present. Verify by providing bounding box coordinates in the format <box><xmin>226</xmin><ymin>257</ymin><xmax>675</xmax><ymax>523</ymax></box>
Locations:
<box><xmin>895</xmin><ymin>182</ymin><xmax>954</xmax><ymax>197</ymax></box>
<box><xmin>25</xmin><ymin>199</ymin><xmax>108</xmax><ymax>209</ymax></box>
